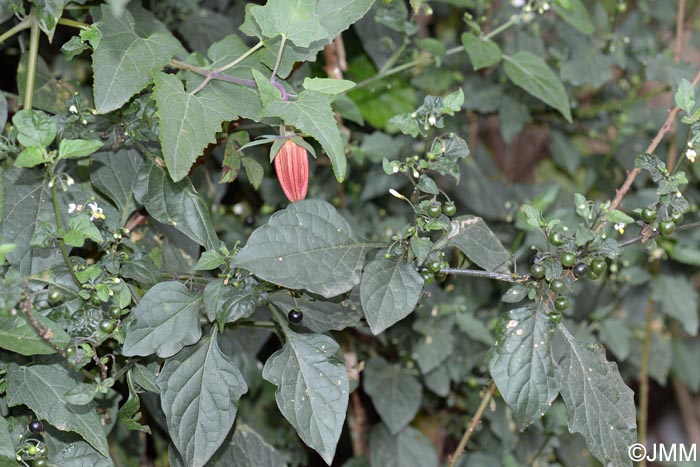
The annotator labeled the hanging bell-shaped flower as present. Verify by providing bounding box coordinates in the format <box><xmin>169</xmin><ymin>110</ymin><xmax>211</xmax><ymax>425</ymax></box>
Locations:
<box><xmin>274</xmin><ymin>139</ymin><xmax>309</xmax><ymax>202</ymax></box>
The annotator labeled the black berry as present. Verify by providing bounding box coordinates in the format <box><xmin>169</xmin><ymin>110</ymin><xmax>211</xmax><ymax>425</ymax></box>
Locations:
<box><xmin>288</xmin><ymin>309</ymin><xmax>303</xmax><ymax>324</ymax></box>
<box><xmin>573</xmin><ymin>263</ymin><xmax>588</xmax><ymax>278</ymax></box>
<box><xmin>28</xmin><ymin>420</ymin><xmax>43</xmax><ymax>433</ymax></box>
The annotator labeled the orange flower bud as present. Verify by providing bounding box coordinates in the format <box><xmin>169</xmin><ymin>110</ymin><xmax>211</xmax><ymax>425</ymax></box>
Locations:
<box><xmin>274</xmin><ymin>139</ymin><xmax>309</xmax><ymax>202</ymax></box>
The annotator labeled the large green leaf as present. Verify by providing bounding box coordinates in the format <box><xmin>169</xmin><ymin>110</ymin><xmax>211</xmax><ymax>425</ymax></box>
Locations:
<box><xmin>233</xmin><ymin>200</ymin><xmax>377</xmax><ymax>298</ymax></box>
<box><xmin>90</xmin><ymin>148</ymin><xmax>143</xmax><ymax>224</ymax></box>
<box><xmin>155</xmin><ymin>34</ymin><xmax>265</xmax><ymax>182</ymax></box>
<box><xmin>260</xmin><ymin>87</ymin><xmax>346</xmax><ymax>182</ymax></box>
<box><xmin>122</xmin><ymin>281</ymin><xmax>203</xmax><ymax>358</ymax></box>
<box><xmin>92</xmin><ymin>4</ymin><xmax>183</xmax><ymax>113</ymax></box>
<box><xmin>488</xmin><ymin>307</ymin><xmax>558</xmax><ymax>430</ymax></box>
<box><xmin>364</xmin><ymin>357</ymin><xmax>422</xmax><ymax>435</ymax></box>
<box><xmin>6</xmin><ymin>363</ymin><xmax>109</xmax><ymax>456</ymax></box>
<box><xmin>447</xmin><ymin>216</ymin><xmax>511</xmax><ymax>273</ymax></box>
<box><xmin>0</xmin><ymin>168</ymin><xmax>62</xmax><ymax>275</ymax></box>
<box><xmin>360</xmin><ymin>257</ymin><xmax>423</xmax><ymax>334</ymax></box>
<box><xmin>369</xmin><ymin>424</ymin><xmax>438</xmax><ymax>467</ymax></box>
<box><xmin>503</xmin><ymin>51</ymin><xmax>572</xmax><ymax>123</ymax></box>
<box><xmin>0</xmin><ymin>417</ymin><xmax>16</xmax><ymax>466</ymax></box>
<box><xmin>12</xmin><ymin>109</ymin><xmax>56</xmax><ymax>148</ymax></box>
<box><xmin>158</xmin><ymin>330</ymin><xmax>247</xmax><ymax>467</ymax></box>
<box><xmin>245</xmin><ymin>0</ymin><xmax>328</xmax><ymax>47</ymax></box>
<box><xmin>262</xmin><ymin>330</ymin><xmax>348</xmax><ymax>464</ymax></box>
<box><xmin>556</xmin><ymin>325</ymin><xmax>637</xmax><ymax>467</ymax></box>
<box><xmin>133</xmin><ymin>162</ymin><xmax>218</xmax><ymax>250</ymax></box>
<box><xmin>651</xmin><ymin>275</ymin><xmax>698</xmax><ymax>336</ymax></box>
<box><xmin>0</xmin><ymin>314</ymin><xmax>71</xmax><ymax>355</ymax></box>
<box><xmin>240</xmin><ymin>0</ymin><xmax>374</xmax><ymax>78</ymax></box>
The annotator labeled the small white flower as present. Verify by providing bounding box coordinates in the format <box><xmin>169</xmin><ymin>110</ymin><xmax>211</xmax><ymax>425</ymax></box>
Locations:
<box><xmin>233</xmin><ymin>203</ymin><xmax>245</xmax><ymax>215</ymax></box>
<box><xmin>511</xmin><ymin>0</ymin><xmax>526</xmax><ymax>7</ymax></box>
<box><xmin>428</xmin><ymin>114</ymin><xmax>437</xmax><ymax>126</ymax></box>
<box><xmin>68</xmin><ymin>203</ymin><xmax>77</xmax><ymax>214</ymax></box>
<box><xmin>651</xmin><ymin>248</ymin><xmax>664</xmax><ymax>259</ymax></box>
<box><xmin>392</xmin><ymin>165</ymin><xmax>399</xmax><ymax>174</ymax></box>
<box><xmin>66</xmin><ymin>176</ymin><xmax>75</xmax><ymax>186</ymax></box>
<box><xmin>87</xmin><ymin>202</ymin><xmax>105</xmax><ymax>221</ymax></box>
<box><xmin>686</xmin><ymin>148</ymin><xmax>697</xmax><ymax>163</ymax></box>
<box><xmin>614</xmin><ymin>222</ymin><xmax>625</xmax><ymax>234</ymax></box>
<box><xmin>69</xmin><ymin>104</ymin><xmax>78</xmax><ymax>114</ymax></box>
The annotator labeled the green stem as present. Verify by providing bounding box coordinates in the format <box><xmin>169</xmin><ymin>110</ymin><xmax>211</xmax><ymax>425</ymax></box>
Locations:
<box><xmin>57</xmin><ymin>17</ymin><xmax>89</xmax><ymax>29</ymax></box>
<box><xmin>215</xmin><ymin>40</ymin><xmax>263</xmax><ymax>73</ymax></box>
<box><xmin>448</xmin><ymin>381</ymin><xmax>496</xmax><ymax>467</ymax></box>
<box><xmin>482</xmin><ymin>14</ymin><xmax>518</xmax><ymax>40</ymax></box>
<box><xmin>23</xmin><ymin>9</ymin><xmax>40</xmax><ymax>110</ymax></box>
<box><xmin>0</xmin><ymin>16</ymin><xmax>31</xmax><ymax>44</ymax></box>
<box><xmin>51</xmin><ymin>179</ymin><xmax>81</xmax><ymax>288</ymax></box>
<box><xmin>271</xmin><ymin>35</ymin><xmax>287</xmax><ymax>81</ymax></box>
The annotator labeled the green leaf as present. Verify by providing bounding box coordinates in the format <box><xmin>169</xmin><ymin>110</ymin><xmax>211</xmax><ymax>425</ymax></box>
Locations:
<box><xmin>12</xmin><ymin>109</ymin><xmax>57</xmax><ymax>147</ymax></box>
<box><xmin>194</xmin><ymin>250</ymin><xmax>225</xmax><ymax>270</ymax></box>
<box><xmin>50</xmin><ymin>441</ymin><xmax>113</xmax><ymax>466</ymax></box>
<box><xmin>675</xmin><ymin>78</ymin><xmax>695</xmax><ymax>114</ymax></box>
<box><xmin>122</xmin><ymin>281</ymin><xmax>203</xmax><ymax>358</ymax></box>
<box><xmin>369</xmin><ymin>424</ymin><xmax>438</xmax><ymax>467</ymax></box>
<box><xmin>262</xmin><ymin>330</ymin><xmax>348</xmax><ymax>464</ymax></box>
<box><xmin>241</xmin><ymin>157</ymin><xmax>264</xmax><ymax>190</ymax></box>
<box><xmin>605</xmin><ymin>209</ymin><xmax>634</xmax><ymax>225</ymax></box>
<box><xmin>90</xmin><ymin>148</ymin><xmax>143</xmax><ymax>224</ymax></box>
<box><xmin>409</xmin><ymin>236</ymin><xmax>432</xmax><ymax>265</ymax></box>
<box><xmin>360</xmin><ymin>257</ymin><xmax>423</xmax><ymax>334</ymax></box>
<box><xmin>260</xmin><ymin>88</ymin><xmax>346</xmax><ymax>182</ymax></box>
<box><xmin>500</xmin><ymin>284</ymin><xmax>529</xmax><ymax>303</ymax></box>
<box><xmin>598</xmin><ymin>318</ymin><xmax>631</xmax><ymax>360</ymax></box>
<box><xmin>503</xmin><ymin>52</ymin><xmax>572</xmax><ymax>123</ymax></box>
<box><xmin>303</xmin><ymin>77</ymin><xmax>356</xmax><ymax>94</ymax></box>
<box><xmin>555</xmin><ymin>325</ymin><xmax>637</xmax><ymax>467</ymax></box>
<box><xmin>269</xmin><ymin>293</ymin><xmax>362</xmax><ymax>333</ymax></box>
<box><xmin>92</xmin><ymin>4</ymin><xmax>183</xmax><ymax>113</ymax></box>
<box><xmin>133</xmin><ymin>162</ymin><xmax>219</xmax><ymax>250</ymax></box>
<box><xmin>0</xmin><ymin>417</ymin><xmax>16</xmax><ymax>465</ymax></box>
<box><xmin>65</xmin><ymin>383</ymin><xmax>97</xmax><ymax>406</ymax></box>
<box><xmin>225</xmin><ymin>423</ymin><xmax>287</xmax><ymax>466</ymax></box>
<box><xmin>153</xmin><ymin>72</ymin><xmax>236</xmax><ymax>182</ymax></box>
<box><xmin>58</xmin><ymin>139</ymin><xmax>103</xmax><ymax>160</ymax></box>
<box><xmin>158</xmin><ymin>330</ymin><xmax>247</xmax><ymax>467</ymax></box>
<box><xmin>521</xmin><ymin>204</ymin><xmax>544</xmax><ymax>230</ymax></box>
<box><xmin>488</xmin><ymin>308</ymin><xmax>558</xmax><ymax>430</ymax></box>
<box><xmin>7</xmin><ymin>363</ymin><xmax>109</xmax><ymax>455</ymax></box>
<box><xmin>447</xmin><ymin>216</ymin><xmax>511</xmax><ymax>273</ymax></box>
<box><xmin>552</xmin><ymin>0</ymin><xmax>594</xmax><ymax>35</ymax></box>
<box><xmin>0</xmin><ymin>313</ymin><xmax>71</xmax><ymax>355</ymax></box>
<box><xmin>245</xmin><ymin>0</ymin><xmax>328</xmax><ymax>47</ymax></box>
<box><xmin>461</xmin><ymin>32</ymin><xmax>502</xmax><ymax>70</ymax></box>
<box><xmin>0</xmin><ymin>169</ymin><xmax>62</xmax><ymax>275</ymax></box>
<box><xmin>131</xmin><ymin>363</ymin><xmax>160</xmax><ymax>393</ymax></box>
<box><xmin>364</xmin><ymin>357</ymin><xmax>422</xmax><ymax>435</ymax></box>
<box><xmin>651</xmin><ymin>275</ymin><xmax>698</xmax><ymax>336</ymax></box>
<box><xmin>14</xmin><ymin>147</ymin><xmax>48</xmax><ymax>168</ymax></box>
<box><xmin>34</xmin><ymin>0</ymin><xmax>65</xmax><ymax>41</ymax></box>
<box><xmin>63</xmin><ymin>214</ymin><xmax>103</xmax><ymax>247</ymax></box>
<box><xmin>117</xmin><ymin>373</ymin><xmax>151</xmax><ymax>433</ymax></box>
<box><xmin>203</xmin><ymin>280</ymin><xmax>261</xmax><ymax>327</ymax></box>
<box><xmin>233</xmin><ymin>200</ymin><xmax>375</xmax><ymax>298</ymax></box>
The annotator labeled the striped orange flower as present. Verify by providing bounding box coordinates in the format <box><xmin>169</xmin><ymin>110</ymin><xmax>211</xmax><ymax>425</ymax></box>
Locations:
<box><xmin>274</xmin><ymin>139</ymin><xmax>309</xmax><ymax>202</ymax></box>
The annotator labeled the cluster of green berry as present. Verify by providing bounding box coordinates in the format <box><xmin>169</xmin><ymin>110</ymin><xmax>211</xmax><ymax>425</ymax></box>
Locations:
<box><xmin>15</xmin><ymin>420</ymin><xmax>48</xmax><ymax>466</ymax></box>
<box><xmin>529</xmin><ymin>231</ymin><xmax>609</xmax><ymax>318</ymax></box>
<box><xmin>641</xmin><ymin>206</ymin><xmax>683</xmax><ymax>235</ymax></box>
<box><xmin>420</xmin><ymin>256</ymin><xmax>450</xmax><ymax>284</ymax></box>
